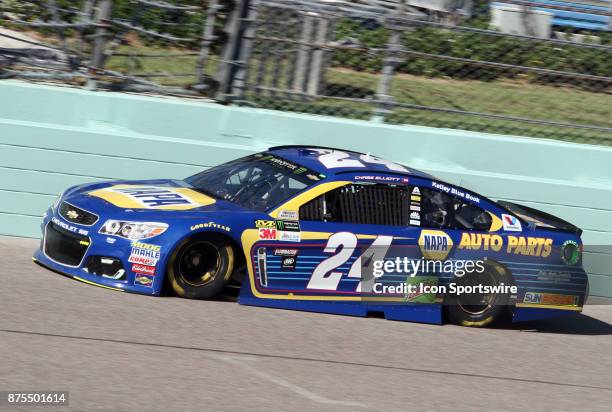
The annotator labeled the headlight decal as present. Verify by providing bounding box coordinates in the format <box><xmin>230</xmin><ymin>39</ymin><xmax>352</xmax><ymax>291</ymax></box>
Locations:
<box><xmin>99</xmin><ymin>220</ymin><xmax>168</xmax><ymax>240</ymax></box>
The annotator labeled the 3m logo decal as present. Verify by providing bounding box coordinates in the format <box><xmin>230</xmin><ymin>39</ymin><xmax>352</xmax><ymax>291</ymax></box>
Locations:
<box><xmin>259</xmin><ymin>228</ymin><xmax>277</xmax><ymax>240</ymax></box>
<box><xmin>418</xmin><ymin>230</ymin><xmax>453</xmax><ymax>260</ymax></box>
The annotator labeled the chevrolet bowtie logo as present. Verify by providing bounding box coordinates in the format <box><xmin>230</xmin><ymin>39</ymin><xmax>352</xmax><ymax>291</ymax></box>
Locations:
<box><xmin>66</xmin><ymin>210</ymin><xmax>79</xmax><ymax>220</ymax></box>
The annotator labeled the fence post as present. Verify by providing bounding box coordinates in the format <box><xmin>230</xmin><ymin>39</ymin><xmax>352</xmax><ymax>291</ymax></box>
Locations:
<box><xmin>293</xmin><ymin>15</ymin><xmax>314</xmax><ymax>93</ymax></box>
<box><xmin>307</xmin><ymin>17</ymin><xmax>331</xmax><ymax>96</ymax></box>
<box><xmin>87</xmin><ymin>0</ymin><xmax>112</xmax><ymax>90</ymax></box>
<box><xmin>373</xmin><ymin>0</ymin><xmax>408</xmax><ymax>122</ymax></box>
<box><xmin>230</xmin><ymin>0</ymin><xmax>258</xmax><ymax>101</ymax></box>
<box><xmin>215</xmin><ymin>0</ymin><xmax>255</xmax><ymax>102</ymax></box>
<box><xmin>77</xmin><ymin>0</ymin><xmax>95</xmax><ymax>54</ymax></box>
<box><xmin>46</xmin><ymin>0</ymin><xmax>69</xmax><ymax>53</ymax></box>
<box><xmin>292</xmin><ymin>13</ymin><xmax>332</xmax><ymax>97</ymax></box>
<box><xmin>196</xmin><ymin>0</ymin><xmax>219</xmax><ymax>88</ymax></box>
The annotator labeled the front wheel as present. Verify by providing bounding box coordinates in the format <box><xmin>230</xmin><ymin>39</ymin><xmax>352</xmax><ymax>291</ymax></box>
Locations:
<box><xmin>167</xmin><ymin>235</ymin><xmax>235</xmax><ymax>299</ymax></box>
<box><xmin>444</xmin><ymin>264</ymin><xmax>513</xmax><ymax>327</ymax></box>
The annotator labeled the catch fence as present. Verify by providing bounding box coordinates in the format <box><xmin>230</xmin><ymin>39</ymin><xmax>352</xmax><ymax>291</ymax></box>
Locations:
<box><xmin>1</xmin><ymin>0</ymin><xmax>610</xmax><ymax>144</ymax></box>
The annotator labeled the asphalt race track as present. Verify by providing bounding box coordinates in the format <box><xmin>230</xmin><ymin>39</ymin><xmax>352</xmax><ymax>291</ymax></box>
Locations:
<box><xmin>1</xmin><ymin>235</ymin><xmax>611</xmax><ymax>412</ymax></box>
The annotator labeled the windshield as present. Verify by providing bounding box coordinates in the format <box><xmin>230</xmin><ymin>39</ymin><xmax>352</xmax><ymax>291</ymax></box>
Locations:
<box><xmin>185</xmin><ymin>153</ymin><xmax>323</xmax><ymax>212</ymax></box>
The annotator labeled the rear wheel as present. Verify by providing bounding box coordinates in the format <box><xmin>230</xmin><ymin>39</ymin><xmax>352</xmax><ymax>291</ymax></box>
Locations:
<box><xmin>444</xmin><ymin>264</ymin><xmax>513</xmax><ymax>327</ymax></box>
<box><xmin>167</xmin><ymin>235</ymin><xmax>235</xmax><ymax>299</ymax></box>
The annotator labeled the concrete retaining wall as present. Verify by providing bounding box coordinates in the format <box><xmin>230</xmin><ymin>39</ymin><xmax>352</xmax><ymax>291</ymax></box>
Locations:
<box><xmin>1</xmin><ymin>81</ymin><xmax>610</xmax><ymax>297</ymax></box>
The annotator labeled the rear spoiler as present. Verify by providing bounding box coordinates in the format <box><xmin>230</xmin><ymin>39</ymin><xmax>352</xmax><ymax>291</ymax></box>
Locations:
<box><xmin>497</xmin><ymin>201</ymin><xmax>582</xmax><ymax>237</ymax></box>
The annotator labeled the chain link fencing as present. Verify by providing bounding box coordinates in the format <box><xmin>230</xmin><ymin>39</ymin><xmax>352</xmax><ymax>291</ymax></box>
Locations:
<box><xmin>1</xmin><ymin>0</ymin><xmax>611</xmax><ymax>145</ymax></box>
<box><xmin>239</xmin><ymin>0</ymin><xmax>612</xmax><ymax>145</ymax></box>
<box><xmin>0</xmin><ymin>0</ymin><xmax>226</xmax><ymax>96</ymax></box>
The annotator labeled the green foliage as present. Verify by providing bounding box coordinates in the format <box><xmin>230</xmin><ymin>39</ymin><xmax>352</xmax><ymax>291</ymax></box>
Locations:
<box><xmin>5</xmin><ymin>1</ymin><xmax>218</xmax><ymax>49</ymax></box>
<box><xmin>332</xmin><ymin>19</ymin><xmax>611</xmax><ymax>87</ymax></box>
<box><xmin>13</xmin><ymin>1</ymin><xmax>610</xmax><ymax>85</ymax></box>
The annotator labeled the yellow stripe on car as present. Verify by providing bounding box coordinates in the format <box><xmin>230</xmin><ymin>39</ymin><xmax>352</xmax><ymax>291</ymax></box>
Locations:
<box><xmin>488</xmin><ymin>213</ymin><xmax>503</xmax><ymax>232</ymax></box>
<box><xmin>269</xmin><ymin>181</ymin><xmax>351</xmax><ymax>218</ymax></box>
<box><xmin>73</xmin><ymin>276</ymin><xmax>124</xmax><ymax>292</ymax></box>
<box><xmin>516</xmin><ymin>303</ymin><xmax>582</xmax><ymax>311</ymax></box>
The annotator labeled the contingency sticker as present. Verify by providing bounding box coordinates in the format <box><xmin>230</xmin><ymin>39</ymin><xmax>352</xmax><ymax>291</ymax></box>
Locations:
<box><xmin>274</xmin><ymin>248</ymin><xmax>298</xmax><ymax>271</ymax></box>
<box><xmin>523</xmin><ymin>292</ymin><xmax>577</xmax><ymax>306</ymax></box>
<box><xmin>410</xmin><ymin>187</ymin><xmax>421</xmax><ymax>226</ymax></box>
<box><xmin>132</xmin><ymin>264</ymin><xmax>156</xmax><ymax>276</ymax></box>
<box><xmin>277</xmin><ymin>210</ymin><xmax>299</xmax><ymax>220</ymax></box>
<box><xmin>88</xmin><ymin>185</ymin><xmax>216</xmax><ymax>211</ymax></box>
<box><xmin>275</xmin><ymin>220</ymin><xmax>301</xmax><ymax>242</ymax></box>
<box><xmin>135</xmin><ymin>274</ymin><xmax>154</xmax><ymax>287</ymax></box>
<box><xmin>501</xmin><ymin>214</ymin><xmax>522</xmax><ymax>232</ymax></box>
<box><xmin>128</xmin><ymin>242</ymin><xmax>161</xmax><ymax>266</ymax></box>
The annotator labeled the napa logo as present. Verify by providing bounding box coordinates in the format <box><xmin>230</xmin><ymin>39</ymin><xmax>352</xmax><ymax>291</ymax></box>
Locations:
<box><xmin>418</xmin><ymin>230</ymin><xmax>453</xmax><ymax>260</ymax></box>
<box><xmin>88</xmin><ymin>184</ymin><xmax>216</xmax><ymax>211</ymax></box>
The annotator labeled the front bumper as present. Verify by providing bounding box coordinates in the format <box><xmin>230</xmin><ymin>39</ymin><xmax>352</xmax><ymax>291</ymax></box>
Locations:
<box><xmin>34</xmin><ymin>207</ymin><xmax>168</xmax><ymax>296</ymax></box>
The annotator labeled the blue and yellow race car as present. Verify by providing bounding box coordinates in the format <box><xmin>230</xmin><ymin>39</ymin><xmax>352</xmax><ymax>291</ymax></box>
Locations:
<box><xmin>34</xmin><ymin>146</ymin><xmax>588</xmax><ymax>326</ymax></box>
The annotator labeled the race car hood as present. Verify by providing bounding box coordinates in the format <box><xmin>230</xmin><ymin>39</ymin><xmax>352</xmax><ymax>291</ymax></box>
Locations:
<box><xmin>60</xmin><ymin>179</ymin><xmax>246</xmax><ymax>216</ymax></box>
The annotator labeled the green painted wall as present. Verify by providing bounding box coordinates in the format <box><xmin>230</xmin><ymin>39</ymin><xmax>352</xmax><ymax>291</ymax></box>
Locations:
<box><xmin>1</xmin><ymin>81</ymin><xmax>611</xmax><ymax>297</ymax></box>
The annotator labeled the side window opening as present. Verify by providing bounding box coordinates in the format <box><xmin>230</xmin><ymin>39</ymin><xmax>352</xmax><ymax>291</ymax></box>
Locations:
<box><xmin>300</xmin><ymin>184</ymin><xmax>409</xmax><ymax>226</ymax></box>
<box><xmin>421</xmin><ymin>189</ymin><xmax>454</xmax><ymax>228</ymax></box>
<box><xmin>420</xmin><ymin>187</ymin><xmax>491</xmax><ymax>231</ymax></box>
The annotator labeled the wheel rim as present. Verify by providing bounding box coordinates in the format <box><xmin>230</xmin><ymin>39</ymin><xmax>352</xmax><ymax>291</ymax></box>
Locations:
<box><xmin>177</xmin><ymin>241</ymin><xmax>221</xmax><ymax>287</ymax></box>
<box><xmin>456</xmin><ymin>270</ymin><xmax>498</xmax><ymax>316</ymax></box>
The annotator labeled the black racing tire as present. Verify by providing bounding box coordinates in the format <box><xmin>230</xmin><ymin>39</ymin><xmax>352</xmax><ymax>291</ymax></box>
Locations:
<box><xmin>166</xmin><ymin>234</ymin><xmax>235</xmax><ymax>299</ymax></box>
<box><xmin>444</xmin><ymin>263</ymin><xmax>513</xmax><ymax>327</ymax></box>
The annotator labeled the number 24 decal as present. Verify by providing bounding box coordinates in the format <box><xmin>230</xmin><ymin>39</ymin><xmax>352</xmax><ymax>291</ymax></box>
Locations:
<box><xmin>307</xmin><ymin>232</ymin><xmax>393</xmax><ymax>291</ymax></box>
<box><xmin>312</xmin><ymin>149</ymin><xmax>408</xmax><ymax>172</ymax></box>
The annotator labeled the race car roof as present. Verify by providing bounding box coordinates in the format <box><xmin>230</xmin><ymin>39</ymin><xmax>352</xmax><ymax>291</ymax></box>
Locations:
<box><xmin>267</xmin><ymin>145</ymin><xmax>434</xmax><ymax>179</ymax></box>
